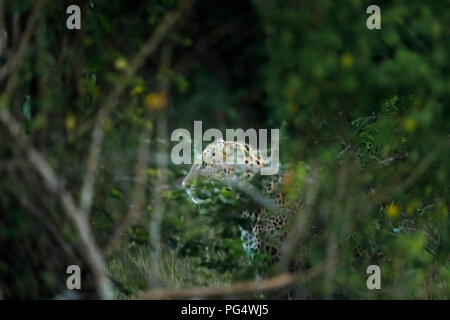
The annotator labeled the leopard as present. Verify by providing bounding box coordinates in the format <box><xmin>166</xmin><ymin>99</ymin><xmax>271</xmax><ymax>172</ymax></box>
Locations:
<box><xmin>181</xmin><ymin>138</ymin><xmax>302</xmax><ymax>267</ymax></box>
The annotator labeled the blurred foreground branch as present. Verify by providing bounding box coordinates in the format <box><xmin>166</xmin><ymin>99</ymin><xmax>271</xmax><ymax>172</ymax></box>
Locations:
<box><xmin>138</xmin><ymin>273</ymin><xmax>297</xmax><ymax>300</ymax></box>
<box><xmin>0</xmin><ymin>0</ymin><xmax>193</xmax><ymax>298</ymax></box>
<box><xmin>79</xmin><ymin>0</ymin><xmax>193</xmax><ymax>216</ymax></box>
<box><xmin>0</xmin><ymin>107</ymin><xmax>113</xmax><ymax>299</ymax></box>
<box><xmin>0</xmin><ymin>1</ymin><xmax>47</xmax><ymax>88</ymax></box>
<box><xmin>106</xmin><ymin>127</ymin><xmax>151</xmax><ymax>254</ymax></box>
<box><xmin>148</xmin><ymin>43</ymin><xmax>174</xmax><ymax>287</ymax></box>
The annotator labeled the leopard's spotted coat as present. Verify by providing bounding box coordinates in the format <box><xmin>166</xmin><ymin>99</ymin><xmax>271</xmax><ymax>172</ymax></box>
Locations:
<box><xmin>182</xmin><ymin>139</ymin><xmax>300</xmax><ymax>263</ymax></box>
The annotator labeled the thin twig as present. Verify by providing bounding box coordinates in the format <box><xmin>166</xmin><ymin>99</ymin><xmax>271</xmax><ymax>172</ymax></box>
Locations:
<box><xmin>0</xmin><ymin>1</ymin><xmax>47</xmax><ymax>89</ymax></box>
<box><xmin>139</xmin><ymin>273</ymin><xmax>297</xmax><ymax>300</ymax></box>
<box><xmin>370</xmin><ymin>148</ymin><xmax>441</xmax><ymax>206</ymax></box>
<box><xmin>148</xmin><ymin>43</ymin><xmax>173</xmax><ymax>286</ymax></box>
<box><xmin>280</xmin><ymin>168</ymin><xmax>320</xmax><ymax>270</ymax></box>
<box><xmin>0</xmin><ymin>0</ymin><xmax>6</xmax><ymax>58</ymax></box>
<box><xmin>106</xmin><ymin>131</ymin><xmax>151</xmax><ymax>254</ymax></box>
<box><xmin>7</xmin><ymin>169</ymin><xmax>79</xmax><ymax>262</ymax></box>
<box><xmin>148</xmin><ymin>110</ymin><xmax>168</xmax><ymax>287</ymax></box>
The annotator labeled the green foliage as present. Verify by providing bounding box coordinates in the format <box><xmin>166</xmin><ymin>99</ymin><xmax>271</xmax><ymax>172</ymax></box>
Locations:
<box><xmin>0</xmin><ymin>0</ymin><xmax>448</xmax><ymax>299</ymax></box>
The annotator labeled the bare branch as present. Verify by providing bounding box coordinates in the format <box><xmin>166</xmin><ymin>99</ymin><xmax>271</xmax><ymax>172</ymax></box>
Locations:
<box><xmin>138</xmin><ymin>273</ymin><xmax>297</xmax><ymax>300</ymax></box>
<box><xmin>0</xmin><ymin>1</ymin><xmax>193</xmax><ymax>299</ymax></box>
<box><xmin>79</xmin><ymin>0</ymin><xmax>193</xmax><ymax>216</ymax></box>
<box><xmin>230</xmin><ymin>178</ymin><xmax>277</xmax><ymax>209</ymax></box>
<box><xmin>106</xmin><ymin>130</ymin><xmax>151</xmax><ymax>254</ymax></box>
<box><xmin>370</xmin><ymin>147</ymin><xmax>442</xmax><ymax>206</ymax></box>
<box><xmin>403</xmin><ymin>150</ymin><xmax>439</xmax><ymax>188</ymax></box>
<box><xmin>0</xmin><ymin>0</ymin><xmax>6</xmax><ymax>58</ymax></box>
<box><xmin>0</xmin><ymin>108</ymin><xmax>113</xmax><ymax>299</ymax></box>
<box><xmin>148</xmin><ymin>111</ymin><xmax>168</xmax><ymax>287</ymax></box>
<box><xmin>280</xmin><ymin>168</ymin><xmax>321</xmax><ymax>270</ymax></box>
<box><xmin>0</xmin><ymin>1</ymin><xmax>48</xmax><ymax>90</ymax></box>
<box><xmin>7</xmin><ymin>170</ymin><xmax>79</xmax><ymax>262</ymax></box>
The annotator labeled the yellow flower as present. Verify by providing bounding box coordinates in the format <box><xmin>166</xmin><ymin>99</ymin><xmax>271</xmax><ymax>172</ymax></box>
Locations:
<box><xmin>403</xmin><ymin>117</ymin><xmax>416</xmax><ymax>132</ymax></box>
<box><xmin>145</xmin><ymin>92</ymin><xmax>167</xmax><ymax>111</ymax></box>
<box><xmin>131</xmin><ymin>85</ymin><xmax>144</xmax><ymax>96</ymax></box>
<box><xmin>386</xmin><ymin>203</ymin><xmax>400</xmax><ymax>218</ymax></box>
<box><xmin>65</xmin><ymin>114</ymin><xmax>77</xmax><ymax>130</ymax></box>
<box><xmin>114</xmin><ymin>57</ymin><xmax>129</xmax><ymax>71</ymax></box>
<box><xmin>341</xmin><ymin>52</ymin><xmax>354</xmax><ymax>68</ymax></box>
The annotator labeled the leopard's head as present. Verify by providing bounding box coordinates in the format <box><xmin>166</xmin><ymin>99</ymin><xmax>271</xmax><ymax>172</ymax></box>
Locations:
<box><xmin>182</xmin><ymin>139</ymin><xmax>265</xmax><ymax>204</ymax></box>
<box><xmin>181</xmin><ymin>139</ymin><xmax>226</xmax><ymax>204</ymax></box>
